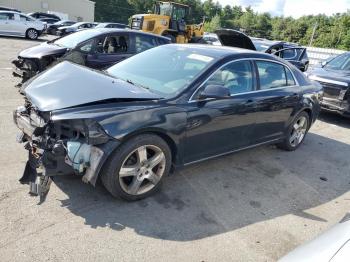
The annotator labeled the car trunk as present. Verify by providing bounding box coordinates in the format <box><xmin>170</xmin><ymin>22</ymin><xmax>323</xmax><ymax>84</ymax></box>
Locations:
<box><xmin>215</xmin><ymin>29</ymin><xmax>256</xmax><ymax>51</ymax></box>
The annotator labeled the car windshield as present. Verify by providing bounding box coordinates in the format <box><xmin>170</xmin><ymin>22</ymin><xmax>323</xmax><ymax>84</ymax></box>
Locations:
<box><xmin>324</xmin><ymin>53</ymin><xmax>350</xmax><ymax>71</ymax></box>
<box><xmin>107</xmin><ymin>45</ymin><xmax>216</xmax><ymax>98</ymax></box>
<box><xmin>53</xmin><ymin>30</ymin><xmax>100</xmax><ymax>48</ymax></box>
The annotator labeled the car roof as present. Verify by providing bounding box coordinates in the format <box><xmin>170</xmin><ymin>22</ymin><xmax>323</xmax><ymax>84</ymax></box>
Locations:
<box><xmin>88</xmin><ymin>28</ymin><xmax>170</xmax><ymax>40</ymax></box>
<box><xmin>165</xmin><ymin>44</ymin><xmax>277</xmax><ymax>60</ymax></box>
<box><xmin>0</xmin><ymin>10</ymin><xmax>21</xmax><ymax>14</ymax></box>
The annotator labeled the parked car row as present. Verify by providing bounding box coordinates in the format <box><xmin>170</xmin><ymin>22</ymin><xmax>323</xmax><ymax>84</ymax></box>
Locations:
<box><xmin>12</xmin><ymin>36</ymin><xmax>323</xmax><ymax>201</ymax></box>
<box><xmin>0</xmin><ymin>8</ymin><xmax>129</xmax><ymax>40</ymax></box>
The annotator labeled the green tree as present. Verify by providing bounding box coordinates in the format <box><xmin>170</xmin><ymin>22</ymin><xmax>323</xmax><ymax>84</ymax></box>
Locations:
<box><xmin>204</xmin><ymin>14</ymin><xmax>221</xmax><ymax>32</ymax></box>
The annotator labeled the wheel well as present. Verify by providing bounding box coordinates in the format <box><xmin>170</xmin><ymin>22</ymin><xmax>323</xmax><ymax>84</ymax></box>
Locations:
<box><xmin>121</xmin><ymin>131</ymin><xmax>178</xmax><ymax>164</ymax></box>
<box><xmin>301</xmin><ymin>108</ymin><xmax>313</xmax><ymax>129</ymax></box>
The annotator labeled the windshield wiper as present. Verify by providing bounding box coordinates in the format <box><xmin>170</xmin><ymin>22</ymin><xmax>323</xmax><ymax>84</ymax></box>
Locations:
<box><xmin>125</xmin><ymin>79</ymin><xmax>150</xmax><ymax>91</ymax></box>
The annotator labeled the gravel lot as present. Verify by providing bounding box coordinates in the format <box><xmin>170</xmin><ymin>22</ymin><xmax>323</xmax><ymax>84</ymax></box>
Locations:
<box><xmin>0</xmin><ymin>36</ymin><xmax>349</xmax><ymax>262</ymax></box>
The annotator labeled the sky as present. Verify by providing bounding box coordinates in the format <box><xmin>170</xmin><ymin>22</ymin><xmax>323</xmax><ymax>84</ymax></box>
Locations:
<box><xmin>217</xmin><ymin>0</ymin><xmax>350</xmax><ymax>18</ymax></box>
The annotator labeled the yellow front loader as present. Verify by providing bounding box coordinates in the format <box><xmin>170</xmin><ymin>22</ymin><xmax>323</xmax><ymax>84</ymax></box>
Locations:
<box><xmin>130</xmin><ymin>1</ymin><xmax>204</xmax><ymax>43</ymax></box>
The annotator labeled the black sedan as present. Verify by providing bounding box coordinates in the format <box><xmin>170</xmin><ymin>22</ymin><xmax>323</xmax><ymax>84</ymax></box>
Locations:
<box><xmin>306</xmin><ymin>52</ymin><xmax>350</xmax><ymax>117</ymax></box>
<box><xmin>12</xmin><ymin>28</ymin><xmax>171</xmax><ymax>83</ymax></box>
<box><xmin>46</xmin><ymin>20</ymin><xmax>76</xmax><ymax>35</ymax></box>
<box><xmin>14</xmin><ymin>44</ymin><xmax>322</xmax><ymax>201</ymax></box>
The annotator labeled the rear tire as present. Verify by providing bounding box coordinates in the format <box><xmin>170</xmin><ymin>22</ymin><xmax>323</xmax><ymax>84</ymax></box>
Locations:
<box><xmin>101</xmin><ymin>134</ymin><xmax>172</xmax><ymax>201</ymax></box>
<box><xmin>277</xmin><ymin>111</ymin><xmax>310</xmax><ymax>151</ymax></box>
<box><xmin>26</xmin><ymin>29</ymin><xmax>38</xmax><ymax>40</ymax></box>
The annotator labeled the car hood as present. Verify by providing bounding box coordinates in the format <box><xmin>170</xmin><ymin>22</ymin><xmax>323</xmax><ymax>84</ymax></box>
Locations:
<box><xmin>18</xmin><ymin>42</ymin><xmax>67</xmax><ymax>59</ymax></box>
<box><xmin>22</xmin><ymin>61</ymin><xmax>161</xmax><ymax>112</ymax></box>
<box><xmin>308</xmin><ymin>67</ymin><xmax>350</xmax><ymax>86</ymax></box>
<box><xmin>215</xmin><ymin>29</ymin><xmax>256</xmax><ymax>51</ymax></box>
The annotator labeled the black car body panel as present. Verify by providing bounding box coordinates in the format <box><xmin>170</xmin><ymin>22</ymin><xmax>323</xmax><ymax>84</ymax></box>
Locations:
<box><xmin>306</xmin><ymin>52</ymin><xmax>350</xmax><ymax>117</ymax></box>
<box><xmin>12</xmin><ymin>28</ymin><xmax>171</xmax><ymax>83</ymax></box>
<box><xmin>13</xmin><ymin>45</ymin><xmax>322</xmax><ymax>198</ymax></box>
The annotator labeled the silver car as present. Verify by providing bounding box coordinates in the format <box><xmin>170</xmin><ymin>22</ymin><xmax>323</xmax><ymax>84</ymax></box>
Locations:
<box><xmin>0</xmin><ymin>11</ymin><xmax>45</xmax><ymax>40</ymax></box>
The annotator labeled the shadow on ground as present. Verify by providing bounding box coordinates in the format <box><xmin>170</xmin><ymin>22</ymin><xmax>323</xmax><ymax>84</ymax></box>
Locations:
<box><xmin>318</xmin><ymin>111</ymin><xmax>350</xmax><ymax>128</ymax></box>
<box><xmin>52</xmin><ymin>131</ymin><xmax>350</xmax><ymax>242</ymax></box>
<box><xmin>0</xmin><ymin>35</ymin><xmax>47</xmax><ymax>42</ymax></box>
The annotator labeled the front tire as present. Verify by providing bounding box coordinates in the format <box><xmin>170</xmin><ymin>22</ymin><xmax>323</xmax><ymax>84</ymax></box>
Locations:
<box><xmin>277</xmin><ymin>111</ymin><xmax>310</xmax><ymax>151</ymax></box>
<box><xmin>101</xmin><ymin>134</ymin><xmax>172</xmax><ymax>201</ymax></box>
<box><xmin>26</xmin><ymin>29</ymin><xmax>38</xmax><ymax>40</ymax></box>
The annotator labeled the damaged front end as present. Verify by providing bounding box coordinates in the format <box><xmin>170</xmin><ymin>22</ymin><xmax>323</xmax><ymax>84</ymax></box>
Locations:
<box><xmin>13</xmin><ymin>99</ymin><xmax>117</xmax><ymax>200</ymax></box>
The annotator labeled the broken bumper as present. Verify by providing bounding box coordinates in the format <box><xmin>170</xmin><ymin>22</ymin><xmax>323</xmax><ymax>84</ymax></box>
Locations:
<box><xmin>13</xmin><ymin>108</ymin><xmax>117</xmax><ymax>199</ymax></box>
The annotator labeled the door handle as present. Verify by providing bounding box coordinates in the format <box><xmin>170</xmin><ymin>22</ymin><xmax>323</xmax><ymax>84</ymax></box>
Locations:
<box><xmin>245</xmin><ymin>99</ymin><xmax>255</xmax><ymax>104</ymax></box>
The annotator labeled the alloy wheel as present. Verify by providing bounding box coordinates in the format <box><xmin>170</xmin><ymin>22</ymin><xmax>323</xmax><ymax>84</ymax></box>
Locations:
<box><xmin>118</xmin><ymin>145</ymin><xmax>166</xmax><ymax>195</ymax></box>
<box><xmin>27</xmin><ymin>29</ymin><xmax>38</xmax><ymax>40</ymax></box>
<box><xmin>289</xmin><ymin>116</ymin><xmax>308</xmax><ymax>147</ymax></box>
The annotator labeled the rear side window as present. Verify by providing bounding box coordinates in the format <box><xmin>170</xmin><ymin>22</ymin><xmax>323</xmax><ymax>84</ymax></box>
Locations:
<box><xmin>256</xmin><ymin>61</ymin><xmax>295</xmax><ymax>90</ymax></box>
<box><xmin>0</xmin><ymin>13</ymin><xmax>14</xmax><ymax>20</ymax></box>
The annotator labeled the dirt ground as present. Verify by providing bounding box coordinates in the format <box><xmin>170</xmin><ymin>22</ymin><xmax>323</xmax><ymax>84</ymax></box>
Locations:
<box><xmin>0</xmin><ymin>35</ymin><xmax>349</xmax><ymax>262</ymax></box>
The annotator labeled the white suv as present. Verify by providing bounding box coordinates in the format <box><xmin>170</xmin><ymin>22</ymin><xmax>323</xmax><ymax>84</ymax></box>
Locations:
<box><xmin>0</xmin><ymin>11</ymin><xmax>45</xmax><ymax>40</ymax></box>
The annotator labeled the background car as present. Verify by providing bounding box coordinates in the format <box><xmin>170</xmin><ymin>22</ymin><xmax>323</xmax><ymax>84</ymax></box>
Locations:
<box><xmin>39</xmin><ymin>17</ymin><xmax>60</xmax><ymax>25</ymax></box>
<box><xmin>306</xmin><ymin>52</ymin><xmax>350</xmax><ymax>117</ymax></box>
<box><xmin>46</xmin><ymin>20</ymin><xmax>75</xmax><ymax>35</ymax></box>
<box><xmin>0</xmin><ymin>11</ymin><xmax>45</xmax><ymax>40</ymax></box>
<box><xmin>12</xmin><ymin>28</ymin><xmax>171</xmax><ymax>82</ymax></box>
<box><xmin>251</xmin><ymin>37</ymin><xmax>310</xmax><ymax>72</ymax></box>
<box><xmin>27</xmin><ymin>12</ymin><xmax>60</xmax><ymax>21</ymax></box>
<box><xmin>202</xmin><ymin>29</ymin><xmax>309</xmax><ymax>72</ymax></box>
<box><xmin>280</xmin><ymin>218</ymin><xmax>350</xmax><ymax>261</ymax></box>
<box><xmin>95</xmin><ymin>22</ymin><xmax>129</xmax><ymax>29</ymax></box>
<box><xmin>14</xmin><ymin>44</ymin><xmax>322</xmax><ymax>200</ymax></box>
<box><xmin>56</xmin><ymin>22</ymin><xmax>97</xmax><ymax>36</ymax></box>
<box><xmin>0</xmin><ymin>6</ymin><xmax>21</xmax><ymax>12</ymax></box>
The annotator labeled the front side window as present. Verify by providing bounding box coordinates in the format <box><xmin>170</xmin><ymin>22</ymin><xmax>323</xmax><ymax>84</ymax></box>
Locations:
<box><xmin>106</xmin><ymin>45</ymin><xmax>215</xmax><ymax>98</ymax></box>
<box><xmin>256</xmin><ymin>61</ymin><xmax>295</xmax><ymax>89</ymax></box>
<box><xmin>204</xmin><ymin>60</ymin><xmax>254</xmax><ymax>95</ymax></box>
<box><xmin>95</xmin><ymin>34</ymin><xmax>129</xmax><ymax>54</ymax></box>
<box><xmin>135</xmin><ymin>34</ymin><xmax>158</xmax><ymax>53</ymax></box>
<box><xmin>54</xmin><ymin>30</ymin><xmax>100</xmax><ymax>49</ymax></box>
<box><xmin>20</xmin><ymin>15</ymin><xmax>32</xmax><ymax>22</ymax></box>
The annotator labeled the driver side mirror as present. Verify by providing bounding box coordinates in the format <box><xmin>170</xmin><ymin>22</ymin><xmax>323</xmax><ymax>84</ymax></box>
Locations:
<box><xmin>199</xmin><ymin>84</ymin><xmax>230</xmax><ymax>100</ymax></box>
<box><xmin>321</xmin><ymin>61</ymin><xmax>328</xmax><ymax>67</ymax></box>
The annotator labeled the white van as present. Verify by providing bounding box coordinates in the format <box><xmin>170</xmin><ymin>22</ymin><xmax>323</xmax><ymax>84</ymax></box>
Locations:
<box><xmin>0</xmin><ymin>11</ymin><xmax>45</xmax><ymax>40</ymax></box>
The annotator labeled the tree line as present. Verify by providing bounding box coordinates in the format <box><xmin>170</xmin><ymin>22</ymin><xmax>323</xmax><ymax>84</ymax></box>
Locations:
<box><xmin>94</xmin><ymin>0</ymin><xmax>350</xmax><ymax>50</ymax></box>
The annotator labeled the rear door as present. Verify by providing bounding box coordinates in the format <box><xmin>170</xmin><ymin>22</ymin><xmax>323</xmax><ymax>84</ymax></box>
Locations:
<box><xmin>249</xmin><ymin>60</ymin><xmax>301</xmax><ymax>143</ymax></box>
<box><xmin>85</xmin><ymin>32</ymin><xmax>132</xmax><ymax>69</ymax></box>
<box><xmin>0</xmin><ymin>12</ymin><xmax>16</xmax><ymax>35</ymax></box>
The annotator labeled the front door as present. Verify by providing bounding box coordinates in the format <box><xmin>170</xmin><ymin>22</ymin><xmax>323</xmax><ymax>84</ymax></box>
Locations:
<box><xmin>86</xmin><ymin>33</ymin><xmax>132</xmax><ymax>69</ymax></box>
<box><xmin>183</xmin><ymin>60</ymin><xmax>258</xmax><ymax>163</ymax></box>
